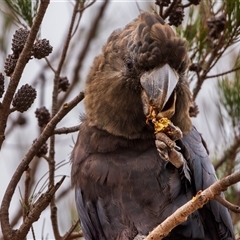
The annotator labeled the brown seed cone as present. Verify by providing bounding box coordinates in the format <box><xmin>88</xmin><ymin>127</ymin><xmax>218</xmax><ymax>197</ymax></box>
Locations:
<box><xmin>33</xmin><ymin>139</ymin><xmax>48</xmax><ymax>157</ymax></box>
<box><xmin>207</xmin><ymin>15</ymin><xmax>226</xmax><ymax>39</ymax></box>
<box><xmin>35</xmin><ymin>106</ymin><xmax>51</xmax><ymax>127</ymax></box>
<box><xmin>11</xmin><ymin>28</ymin><xmax>30</xmax><ymax>55</ymax></box>
<box><xmin>58</xmin><ymin>77</ymin><xmax>70</xmax><ymax>92</ymax></box>
<box><xmin>168</xmin><ymin>5</ymin><xmax>184</xmax><ymax>27</ymax></box>
<box><xmin>189</xmin><ymin>63</ymin><xmax>202</xmax><ymax>72</ymax></box>
<box><xmin>4</xmin><ymin>54</ymin><xmax>18</xmax><ymax>76</ymax></box>
<box><xmin>12</xmin><ymin>84</ymin><xmax>37</xmax><ymax>112</ymax></box>
<box><xmin>32</xmin><ymin>39</ymin><xmax>53</xmax><ymax>59</ymax></box>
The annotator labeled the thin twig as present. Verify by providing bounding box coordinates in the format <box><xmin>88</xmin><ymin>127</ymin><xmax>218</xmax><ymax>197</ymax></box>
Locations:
<box><xmin>205</xmin><ymin>65</ymin><xmax>240</xmax><ymax>79</ymax></box>
<box><xmin>214</xmin><ymin>195</ymin><xmax>240</xmax><ymax>213</ymax></box>
<box><xmin>64</xmin><ymin>231</ymin><xmax>84</xmax><ymax>240</ymax></box>
<box><xmin>182</xmin><ymin>2</ymin><xmax>192</xmax><ymax>8</ymax></box>
<box><xmin>44</xmin><ymin>57</ymin><xmax>56</xmax><ymax>73</ymax></box>
<box><xmin>23</xmin><ymin>168</ymin><xmax>31</xmax><ymax>220</ymax></box>
<box><xmin>214</xmin><ymin>137</ymin><xmax>240</xmax><ymax>170</ymax></box>
<box><xmin>78</xmin><ymin>0</ymin><xmax>96</xmax><ymax>12</ymax></box>
<box><xmin>30</xmin><ymin>160</ymin><xmax>70</xmax><ymax>203</ymax></box>
<box><xmin>54</xmin><ymin>125</ymin><xmax>80</xmax><ymax>135</ymax></box>
<box><xmin>71</xmin><ymin>1</ymin><xmax>85</xmax><ymax>38</ymax></box>
<box><xmin>41</xmin><ymin>218</ymin><xmax>46</xmax><ymax>240</ymax></box>
<box><xmin>62</xmin><ymin>220</ymin><xmax>82</xmax><ymax>240</ymax></box>
<box><xmin>192</xmin><ymin>38</ymin><xmax>222</xmax><ymax>100</ymax></box>
<box><xmin>30</xmin><ymin>226</ymin><xmax>36</xmax><ymax>240</ymax></box>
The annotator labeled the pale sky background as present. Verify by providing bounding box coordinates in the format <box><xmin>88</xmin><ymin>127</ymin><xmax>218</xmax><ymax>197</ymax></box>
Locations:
<box><xmin>0</xmin><ymin>1</ymin><xmax>236</xmax><ymax>239</ymax></box>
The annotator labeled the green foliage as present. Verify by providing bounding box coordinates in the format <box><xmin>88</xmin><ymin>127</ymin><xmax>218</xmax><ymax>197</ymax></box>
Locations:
<box><xmin>224</xmin><ymin>1</ymin><xmax>240</xmax><ymax>44</ymax></box>
<box><xmin>218</xmin><ymin>69</ymin><xmax>240</xmax><ymax>130</ymax></box>
<box><xmin>177</xmin><ymin>0</ymin><xmax>240</xmax><ymax>78</ymax></box>
<box><xmin>5</xmin><ymin>0</ymin><xmax>39</xmax><ymax>27</ymax></box>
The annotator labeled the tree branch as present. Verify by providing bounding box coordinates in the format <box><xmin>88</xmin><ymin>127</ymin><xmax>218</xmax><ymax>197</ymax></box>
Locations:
<box><xmin>205</xmin><ymin>65</ymin><xmax>240</xmax><ymax>79</ymax></box>
<box><xmin>53</xmin><ymin>125</ymin><xmax>80</xmax><ymax>135</ymax></box>
<box><xmin>62</xmin><ymin>220</ymin><xmax>83</xmax><ymax>240</ymax></box>
<box><xmin>144</xmin><ymin>170</ymin><xmax>240</xmax><ymax>240</ymax></box>
<box><xmin>214</xmin><ymin>137</ymin><xmax>240</xmax><ymax>170</ymax></box>
<box><xmin>214</xmin><ymin>195</ymin><xmax>240</xmax><ymax>213</ymax></box>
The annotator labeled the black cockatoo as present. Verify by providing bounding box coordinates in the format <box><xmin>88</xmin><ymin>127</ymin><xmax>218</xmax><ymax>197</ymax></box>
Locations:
<box><xmin>71</xmin><ymin>12</ymin><xmax>235</xmax><ymax>240</ymax></box>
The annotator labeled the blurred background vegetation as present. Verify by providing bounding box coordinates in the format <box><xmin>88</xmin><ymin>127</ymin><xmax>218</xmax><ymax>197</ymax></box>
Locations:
<box><xmin>0</xmin><ymin>0</ymin><xmax>240</xmax><ymax>239</ymax></box>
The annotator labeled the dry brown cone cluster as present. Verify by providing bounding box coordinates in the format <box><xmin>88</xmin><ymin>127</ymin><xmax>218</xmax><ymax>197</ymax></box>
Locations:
<box><xmin>35</xmin><ymin>106</ymin><xmax>51</xmax><ymax>127</ymax></box>
<box><xmin>12</xmin><ymin>84</ymin><xmax>37</xmax><ymax>113</ymax></box>
<box><xmin>58</xmin><ymin>76</ymin><xmax>70</xmax><ymax>92</ymax></box>
<box><xmin>2</xmin><ymin>28</ymin><xmax>54</xmax><ymax>113</ymax></box>
<box><xmin>33</xmin><ymin>139</ymin><xmax>48</xmax><ymax>157</ymax></box>
<box><xmin>155</xmin><ymin>0</ymin><xmax>202</xmax><ymax>27</ymax></box>
<box><xmin>4</xmin><ymin>28</ymin><xmax>53</xmax><ymax>76</ymax></box>
<box><xmin>11</xmin><ymin>28</ymin><xmax>29</xmax><ymax>55</ymax></box>
<box><xmin>4</xmin><ymin>54</ymin><xmax>18</xmax><ymax>77</ymax></box>
<box><xmin>32</xmin><ymin>39</ymin><xmax>53</xmax><ymax>59</ymax></box>
<box><xmin>207</xmin><ymin>15</ymin><xmax>226</xmax><ymax>39</ymax></box>
<box><xmin>189</xmin><ymin>63</ymin><xmax>202</xmax><ymax>72</ymax></box>
<box><xmin>168</xmin><ymin>4</ymin><xmax>185</xmax><ymax>27</ymax></box>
